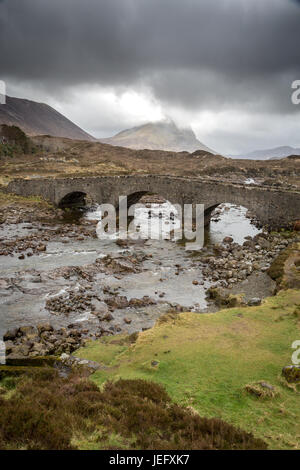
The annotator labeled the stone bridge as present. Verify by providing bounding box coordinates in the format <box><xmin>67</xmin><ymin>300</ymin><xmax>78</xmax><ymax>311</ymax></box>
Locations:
<box><xmin>7</xmin><ymin>175</ymin><xmax>300</xmax><ymax>228</ymax></box>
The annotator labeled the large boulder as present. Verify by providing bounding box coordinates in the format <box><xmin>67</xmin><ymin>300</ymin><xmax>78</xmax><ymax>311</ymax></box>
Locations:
<box><xmin>294</xmin><ymin>220</ymin><xmax>300</xmax><ymax>232</ymax></box>
<box><xmin>91</xmin><ymin>299</ymin><xmax>109</xmax><ymax>317</ymax></box>
<box><xmin>37</xmin><ymin>323</ymin><xmax>54</xmax><ymax>335</ymax></box>
<box><xmin>282</xmin><ymin>365</ymin><xmax>300</xmax><ymax>383</ymax></box>
<box><xmin>223</xmin><ymin>236</ymin><xmax>233</xmax><ymax>244</ymax></box>
<box><xmin>247</xmin><ymin>298</ymin><xmax>262</xmax><ymax>307</ymax></box>
<box><xmin>105</xmin><ymin>295</ymin><xmax>129</xmax><ymax>311</ymax></box>
<box><xmin>31</xmin><ymin>342</ymin><xmax>49</xmax><ymax>356</ymax></box>
<box><xmin>60</xmin><ymin>354</ymin><xmax>101</xmax><ymax>376</ymax></box>
<box><xmin>3</xmin><ymin>328</ymin><xmax>19</xmax><ymax>341</ymax></box>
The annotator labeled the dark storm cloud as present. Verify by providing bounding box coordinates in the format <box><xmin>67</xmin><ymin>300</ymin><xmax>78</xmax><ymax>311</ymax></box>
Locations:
<box><xmin>1</xmin><ymin>0</ymin><xmax>300</xmax><ymax>113</ymax></box>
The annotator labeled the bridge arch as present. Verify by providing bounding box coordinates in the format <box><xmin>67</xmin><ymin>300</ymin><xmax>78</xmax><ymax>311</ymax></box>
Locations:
<box><xmin>204</xmin><ymin>201</ymin><xmax>263</xmax><ymax>228</ymax></box>
<box><xmin>116</xmin><ymin>191</ymin><xmax>179</xmax><ymax>226</ymax></box>
<box><xmin>58</xmin><ymin>191</ymin><xmax>87</xmax><ymax>209</ymax></box>
<box><xmin>117</xmin><ymin>191</ymin><xmax>174</xmax><ymax>209</ymax></box>
<box><xmin>125</xmin><ymin>191</ymin><xmax>150</xmax><ymax>208</ymax></box>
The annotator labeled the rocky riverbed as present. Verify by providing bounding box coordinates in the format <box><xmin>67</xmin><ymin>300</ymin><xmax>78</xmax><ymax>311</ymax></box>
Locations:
<box><xmin>1</xmin><ymin>196</ymin><xmax>299</xmax><ymax>361</ymax></box>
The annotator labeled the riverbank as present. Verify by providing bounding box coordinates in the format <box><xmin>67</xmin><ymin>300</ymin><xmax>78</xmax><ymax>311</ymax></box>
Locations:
<box><xmin>75</xmin><ymin>288</ymin><xmax>300</xmax><ymax>450</ymax></box>
<box><xmin>1</xmin><ymin>287</ymin><xmax>299</xmax><ymax>450</ymax></box>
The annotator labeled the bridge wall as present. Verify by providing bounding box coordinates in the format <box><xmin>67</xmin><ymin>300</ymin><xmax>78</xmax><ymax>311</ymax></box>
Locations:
<box><xmin>7</xmin><ymin>175</ymin><xmax>300</xmax><ymax>228</ymax></box>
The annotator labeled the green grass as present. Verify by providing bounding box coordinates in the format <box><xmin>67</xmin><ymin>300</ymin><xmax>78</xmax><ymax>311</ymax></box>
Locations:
<box><xmin>76</xmin><ymin>289</ymin><xmax>300</xmax><ymax>449</ymax></box>
<box><xmin>0</xmin><ymin>191</ymin><xmax>52</xmax><ymax>208</ymax></box>
<box><xmin>71</xmin><ymin>430</ymin><xmax>134</xmax><ymax>451</ymax></box>
<box><xmin>74</xmin><ymin>334</ymin><xmax>129</xmax><ymax>366</ymax></box>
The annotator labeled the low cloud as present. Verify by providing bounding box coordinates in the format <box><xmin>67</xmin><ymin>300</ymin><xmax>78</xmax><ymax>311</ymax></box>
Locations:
<box><xmin>1</xmin><ymin>0</ymin><xmax>300</xmax><ymax>153</ymax></box>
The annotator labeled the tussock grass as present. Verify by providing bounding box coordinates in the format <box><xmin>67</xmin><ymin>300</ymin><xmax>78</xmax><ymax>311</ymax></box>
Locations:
<box><xmin>268</xmin><ymin>243</ymin><xmax>300</xmax><ymax>290</ymax></box>
<box><xmin>243</xmin><ymin>382</ymin><xmax>278</xmax><ymax>399</ymax></box>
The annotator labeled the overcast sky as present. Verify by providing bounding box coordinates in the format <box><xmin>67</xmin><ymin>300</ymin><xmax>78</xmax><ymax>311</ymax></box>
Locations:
<box><xmin>1</xmin><ymin>0</ymin><xmax>300</xmax><ymax>154</ymax></box>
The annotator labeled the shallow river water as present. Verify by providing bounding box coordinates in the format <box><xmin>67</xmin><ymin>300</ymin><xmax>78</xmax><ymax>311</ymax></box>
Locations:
<box><xmin>0</xmin><ymin>203</ymin><xmax>261</xmax><ymax>338</ymax></box>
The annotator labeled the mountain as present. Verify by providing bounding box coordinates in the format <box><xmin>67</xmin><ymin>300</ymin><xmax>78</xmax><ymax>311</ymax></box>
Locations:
<box><xmin>229</xmin><ymin>146</ymin><xmax>300</xmax><ymax>160</ymax></box>
<box><xmin>0</xmin><ymin>95</ymin><xmax>95</xmax><ymax>141</ymax></box>
<box><xmin>100</xmin><ymin>120</ymin><xmax>215</xmax><ymax>153</ymax></box>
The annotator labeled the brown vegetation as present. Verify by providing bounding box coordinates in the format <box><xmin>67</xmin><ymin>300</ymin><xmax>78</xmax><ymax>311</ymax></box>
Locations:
<box><xmin>0</xmin><ymin>130</ymin><xmax>299</xmax><ymax>189</ymax></box>
<box><xmin>268</xmin><ymin>242</ymin><xmax>300</xmax><ymax>290</ymax></box>
<box><xmin>0</xmin><ymin>369</ymin><xmax>267</xmax><ymax>450</ymax></box>
<box><xmin>0</xmin><ymin>124</ymin><xmax>35</xmax><ymax>157</ymax></box>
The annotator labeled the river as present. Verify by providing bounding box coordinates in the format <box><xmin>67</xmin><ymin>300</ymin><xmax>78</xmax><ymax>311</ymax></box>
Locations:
<box><xmin>0</xmin><ymin>203</ymin><xmax>261</xmax><ymax>339</ymax></box>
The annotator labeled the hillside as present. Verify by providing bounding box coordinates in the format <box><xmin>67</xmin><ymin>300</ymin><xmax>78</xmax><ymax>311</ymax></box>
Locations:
<box><xmin>230</xmin><ymin>146</ymin><xmax>300</xmax><ymax>160</ymax></box>
<box><xmin>1</xmin><ymin>133</ymin><xmax>299</xmax><ymax>190</ymax></box>
<box><xmin>100</xmin><ymin>120</ymin><xmax>214</xmax><ymax>153</ymax></box>
<box><xmin>0</xmin><ymin>96</ymin><xmax>95</xmax><ymax>141</ymax></box>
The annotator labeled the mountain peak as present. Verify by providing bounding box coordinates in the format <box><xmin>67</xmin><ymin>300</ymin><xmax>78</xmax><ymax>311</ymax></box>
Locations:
<box><xmin>100</xmin><ymin>120</ymin><xmax>214</xmax><ymax>153</ymax></box>
<box><xmin>0</xmin><ymin>95</ymin><xmax>95</xmax><ymax>141</ymax></box>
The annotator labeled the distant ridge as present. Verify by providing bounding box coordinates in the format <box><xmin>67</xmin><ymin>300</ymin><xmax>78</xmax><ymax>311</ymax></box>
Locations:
<box><xmin>229</xmin><ymin>145</ymin><xmax>300</xmax><ymax>160</ymax></box>
<box><xmin>100</xmin><ymin>120</ymin><xmax>215</xmax><ymax>153</ymax></box>
<box><xmin>0</xmin><ymin>95</ymin><xmax>95</xmax><ymax>141</ymax></box>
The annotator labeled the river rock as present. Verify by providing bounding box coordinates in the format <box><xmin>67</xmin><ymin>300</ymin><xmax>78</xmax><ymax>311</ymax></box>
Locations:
<box><xmin>3</xmin><ymin>324</ymin><xmax>85</xmax><ymax>360</ymax></box>
<box><xmin>37</xmin><ymin>244</ymin><xmax>47</xmax><ymax>252</ymax></box>
<box><xmin>129</xmin><ymin>296</ymin><xmax>156</xmax><ymax>307</ymax></box>
<box><xmin>4</xmin><ymin>341</ymin><xmax>14</xmax><ymax>355</ymax></box>
<box><xmin>100</xmin><ymin>255</ymin><xmax>137</xmax><ymax>274</ymax></box>
<box><xmin>247</xmin><ymin>298</ymin><xmax>262</xmax><ymax>306</ymax></box>
<box><xmin>18</xmin><ymin>325</ymin><xmax>36</xmax><ymax>337</ymax></box>
<box><xmin>60</xmin><ymin>353</ymin><xmax>101</xmax><ymax>375</ymax></box>
<box><xmin>37</xmin><ymin>323</ymin><xmax>54</xmax><ymax>334</ymax></box>
<box><xmin>3</xmin><ymin>328</ymin><xmax>19</xmax><ymax>341</ymax></box>
<box><xmin>116</xmin><ymin>239</ymin><xmax>128</xmax><ymax>247</ymax></box>
<box><xmin>31</xmin><ymin>342</ymin><xmax>49</xmax><ymax>355</ymax></box>
<box><xmin>106</xmin><ymin>295</ymin><xmax>129</xmax><ymax>310</ymax></box>
<box><xmin>91</xmin><ymin>299</ymin><xmax>109</xmax><ymax>315</ymax></box>
<box><xmin>294</xmin><ymin>220</ymin><xmax>300</xmax><ymax>231</ymax></box>
<box><xmin>0</xmin><ymin>279</ymin><xmax>10</xmax><ymax>289</ymax></box>
<box><xmin>98</xmin><ymin>312</ymin><xmax>114</xmax><ymax>322</ymax></box>
<box><xmin>223</xmin><ymin>236</ymin><xmax>233</xmax><ymax>243</ymax></box>
<box><xmin>260</xmin><ymin>239</ymin><xmax>271</xmax><ymax>249</ymax></box>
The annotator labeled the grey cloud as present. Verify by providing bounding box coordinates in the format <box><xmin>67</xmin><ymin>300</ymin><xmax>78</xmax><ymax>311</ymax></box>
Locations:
<box><xmin>1</xmin><ymin>0</ymin><xmax>300</xmax><ymax>114</ymax></box>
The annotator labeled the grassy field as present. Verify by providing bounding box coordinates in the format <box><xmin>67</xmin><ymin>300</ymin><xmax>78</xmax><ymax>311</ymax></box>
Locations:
<box><xmin>75</xmin><ymin>289</ymin><xmax>300</xmax><ymax>449</ymax></box>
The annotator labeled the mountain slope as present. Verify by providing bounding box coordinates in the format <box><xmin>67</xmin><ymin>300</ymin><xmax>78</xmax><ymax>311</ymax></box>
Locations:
<box><xmin>100</xmin><ymin>120</ymin><xmax>214</xmax><ymax>153</ymax></box>
<box><xmin>0</xmin><ymin>96</ymin><xmax>95</xmax><ymax>141</ymax></box>
<box><xmin>230</xmin><ymin>146</ymin><xmax>300</xmax><ymax>160</ymax></box>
